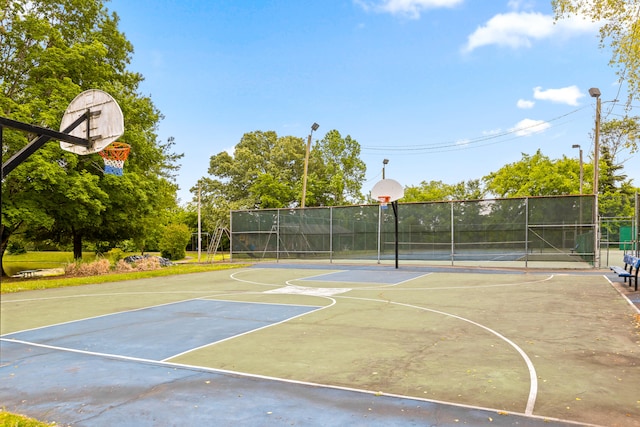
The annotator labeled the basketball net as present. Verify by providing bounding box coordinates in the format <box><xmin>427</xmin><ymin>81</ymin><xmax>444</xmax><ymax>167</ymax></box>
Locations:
<box><xmin>378</xmin><ymin>195</ymin><xmax>390</xmax><ymax>209</ymax></box>
<box><xmin>99</xmin><ymin>141</ymin><xmax>131</xmax><ymax>176</ymax></box>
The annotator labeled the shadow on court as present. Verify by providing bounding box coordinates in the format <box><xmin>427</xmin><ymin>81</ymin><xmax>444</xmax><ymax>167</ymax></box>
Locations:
<box><xmin>1</xmin><ymin>264</ymin><xmax>638</xmax><ymax>426</ymax></box>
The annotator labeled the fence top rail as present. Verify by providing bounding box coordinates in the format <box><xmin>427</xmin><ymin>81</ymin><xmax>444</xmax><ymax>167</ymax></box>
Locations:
<box><xmin>601</xmin><ymin>216</ymin><xmax>635</xmax><ymax>220</ymax></box>
<box><xmin>230</xmin><ymin>194</ymin><xmax>599</xmax><ymax>214</ymax></box>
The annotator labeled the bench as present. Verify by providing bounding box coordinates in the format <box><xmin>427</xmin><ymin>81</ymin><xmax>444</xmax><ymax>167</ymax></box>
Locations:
<box><xmin>610</xmin><ymin>254</ymin><xmax>640</xmax><ymax>291</ymax></box>
<box><xmin>13</xmin><ymin>269</ymin><xmax>39</xmax><ymax>278</ymax></box>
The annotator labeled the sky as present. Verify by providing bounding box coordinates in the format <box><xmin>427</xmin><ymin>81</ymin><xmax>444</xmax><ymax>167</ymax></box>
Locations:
<box><xmin>105</xmin><ymin>0</ymin><xmax>639</xmax><ymax>204</ymax></box>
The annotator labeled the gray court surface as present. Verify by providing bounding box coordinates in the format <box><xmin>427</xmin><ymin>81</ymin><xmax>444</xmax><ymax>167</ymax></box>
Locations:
<box><xmin>0</xmin><ymin>267</ymin><xmax>617</xmax><ymax>426</ymax></box>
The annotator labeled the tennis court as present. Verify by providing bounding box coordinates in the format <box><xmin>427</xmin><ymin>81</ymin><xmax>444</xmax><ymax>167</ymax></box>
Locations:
<box><xmin>1</xmin><ymin>263</ymin><xmax>639</xmax><ymax>426</ymax></box>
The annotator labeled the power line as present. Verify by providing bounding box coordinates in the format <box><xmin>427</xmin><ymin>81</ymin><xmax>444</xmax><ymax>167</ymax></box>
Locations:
<box><xmin>361</xmin><ymin>106</ymin><xmax>588</xmax><ymax>153</ymax></box>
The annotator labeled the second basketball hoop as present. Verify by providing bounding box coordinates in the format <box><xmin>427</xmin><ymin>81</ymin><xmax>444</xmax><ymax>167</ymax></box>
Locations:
<box><xmin>377</xmin><ymin>195</ymin><xmax>391</xmax><ymax>209</ymax></box>
<box><xmin>371</xmin><ymin>178</ymin><xmax>404</xmax><ymax>205</ymax></box>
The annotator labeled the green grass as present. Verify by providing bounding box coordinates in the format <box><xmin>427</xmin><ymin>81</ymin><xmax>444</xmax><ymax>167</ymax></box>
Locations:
<box><xmin>2</xmin><ymin>251</ymin><xmax>98</xmax><ymax>277</ymax></box>
<box><xmin>0</xmin><ymin>409</ymin><xmax>55</xmax><ymax>426</ymax></box>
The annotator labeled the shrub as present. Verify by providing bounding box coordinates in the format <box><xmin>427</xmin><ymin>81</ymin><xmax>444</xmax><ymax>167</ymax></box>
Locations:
<box><xmin>65</xmin><ymin>259</ymin><xmax>111</xmax><ymax>276</ymax></box>
<box><xmin>114</xmin><ymin>257</ymin><xmax>162</xmax><ymax>272</ymax></box>
<box><xmin>159</xmin><ymin>223</ymin><xmax>191</xmax><ymax>261</ymax></box>
<box><xmin>93</xmin><ymin>241</ymin><xmax>114</xmax><ymax>255</ymax></box>
<box><xmin>107</xmin><ymin>248</ymin><xmax>125</xmax><ymax>263</ymax></box>
<box><xmin>115</xmin><ymin>259</ymin><xmax>135</xmax><ymax>272</ymax></box>
<box><xmin>7</xmin><ymin>240</ymin><xmax>27</xmax><ymax>255</ymax></box>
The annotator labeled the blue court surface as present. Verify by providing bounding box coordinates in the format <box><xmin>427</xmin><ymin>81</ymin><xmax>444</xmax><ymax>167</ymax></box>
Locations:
<box><xmin>1</xmin><ymin>298</ymin><xmax>585</xmax><ymax>426</ymax></box>
<box><xmin>2</xmin><ymin>300</ymin><xmax>317</xmax><ymax>360</ymax></box>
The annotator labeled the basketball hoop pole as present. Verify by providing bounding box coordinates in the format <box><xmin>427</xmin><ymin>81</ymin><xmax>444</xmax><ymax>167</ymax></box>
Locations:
<box><xmin>1</xmin><ymin>113</ymin><xmax>91</xmax><ymax>177</ymax></box>
<box><xmin>391</xmin><ymin>200</ymin><xmax>399</xmax><ymax>269</ymax></box>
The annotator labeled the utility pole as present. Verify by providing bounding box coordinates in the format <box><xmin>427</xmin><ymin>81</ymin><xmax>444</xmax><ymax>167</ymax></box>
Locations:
<box><xmin>301</xmin><ymin>122</ymin><xmax>319</xmax><ymax>209</ymax></box>
<box><xmin>589</xmin><ymin>87</ymin><xmax>601</xmax><ymax>268</ymax></box>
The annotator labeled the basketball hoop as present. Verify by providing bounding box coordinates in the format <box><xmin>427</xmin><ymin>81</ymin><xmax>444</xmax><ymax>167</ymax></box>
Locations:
<box><xmin>99</xmin><ymin>141</ymin><xmax>130</xmax><ymax>176</ymax></box>
<box><xmin>378</xmin><ymin>195</ymin><xmax>390</xmax><ymax>209</ymax></box>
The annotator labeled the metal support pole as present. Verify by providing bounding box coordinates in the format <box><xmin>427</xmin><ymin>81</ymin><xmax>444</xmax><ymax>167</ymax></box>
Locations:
<box><xmin>594</xmin><ymin>95</ymin><xmax>601</xmax><ymax>268</ymax></box>
<box><xmin>377</xmin><ymin>203</ymin><xmax>382</xmax><ymax>264</ymax></box>
<box><xmin>450</xmin><ymin>202</ymin><xmax>455</xmax><ymax>266</ymax></box>
<box><xmin>525</xmin><ymin>197</ymin><xmax>529</xmax><ymax>268</ymax></box>
<box><xmin>197</xmin><ymin>183</ymin><xmax>202</xmax><ymax>263</ymax></box>
<box><xmin>330</xmin><ymin>207</ymin><xmax>334</xmax><ymax>263</ymax></box>
<box><xmin>1</xmin><ymin>113</ymin><xmax>90</xmax><ymax>176</ymax></box>
<box><xmin>392</xmin><ymin>201</ymin><xmax>399</xmax><ymax>269</ymax></box>
<box><xmin>229</xmin><ymin>210</ymin><xmax>233</xmax><ymax>263</ymax></box>
<box><xmin>589</xmin><ymin>88</ymin><xmax>601</xmax><ymax>268</ymax></box>
<box><xmin>301</xmin><ymin>123</ymin><xmax>318</xmax><ymax>209</ymax></box>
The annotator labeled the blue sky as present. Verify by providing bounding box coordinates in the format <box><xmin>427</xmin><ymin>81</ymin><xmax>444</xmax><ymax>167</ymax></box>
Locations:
<box><xmin>106</xmin><ymin>0</ymin><xmax>638</xmax><ymax>203</ymax></box>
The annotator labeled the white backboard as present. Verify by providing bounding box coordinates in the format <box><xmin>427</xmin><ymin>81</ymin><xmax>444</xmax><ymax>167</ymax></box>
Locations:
<box><xmin>371</xmin><ymin>178</ymin><xmax>404</xmax><ymax>202</ymax></box>
<box><xmin>60</xmin><ymin>89</ymin><xmax>124</xmax><ymax>155</ymax></box>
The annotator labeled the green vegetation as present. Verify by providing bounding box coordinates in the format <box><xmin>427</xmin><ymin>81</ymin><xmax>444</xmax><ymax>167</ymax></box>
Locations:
<box><xmin>2</xmin><ymin>252</ymin><xmax>98</xmax><ymax>277</ymax></box>
<box><xmin>1</xmin><ymin>0</ymin><xmax>183</xmax><ymax>275</ymax></box>
<box><xmin>199</xmin><ymin>129</ymin><xmax>367</xmax><ymax>231</ymax></box>
<box><xmin>554</xmin><ymin>0</ymin><xmax>640</xmax><ymax>111</ymax></box>
<box><xmin>0</xmin><ymin>410</ymin><xmax>53</xmax><ymax>427</ymax></box>
<box><xmin>159</xmin><ymin>224</ymin><xmax>192</xmax><ymax>260</ymax></box>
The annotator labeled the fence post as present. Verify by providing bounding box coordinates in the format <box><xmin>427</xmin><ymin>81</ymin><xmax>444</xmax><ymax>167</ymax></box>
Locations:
<box><xmin>450</xmin><ymin>201</ymin><xmax>455</xmax><ymax>266</ymax></box>
<box><xmin>276</xmin><ymin>209</ymin><xmax>280</xmax><ymax>262</ymax></box>
<box><xmin>525</xmin><ymin>197</ymin><xmax>529</xmax><ymax>268</ymax></box>
<box><xmin>330</xmin><ymin>207</ymin><xmax>333</xmax><ymax>263</ymax></box>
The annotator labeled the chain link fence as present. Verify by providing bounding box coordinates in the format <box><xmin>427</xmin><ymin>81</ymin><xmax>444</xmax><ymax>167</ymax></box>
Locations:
<box><xmin>230</xmin><ymin>194</ymin><xmax>639</xmax><ymax>268</ymax></box>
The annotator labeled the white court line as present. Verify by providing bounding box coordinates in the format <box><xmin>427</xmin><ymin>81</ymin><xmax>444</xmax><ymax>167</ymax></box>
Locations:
<box><xmin>230</xmin><ymin>268</ymin><xmax>344</xmax><ymax>287</ymax></box>
<box><xmin>356</xmin><ymin>274</ymin><xmax>555</xmax><ymax>291</ymax></box>
<box><xmin>337</xmin><ymin>294</ymin><xmax>539</xmax><ymax>417</ymax></box>
<box><xmin>287</xmin><ymin>272</ymin><xmax>433</xmax><ymax>288</ymax></box>
<box><xmin>164</xmin><ymin>298</ymin><xmax>336</xmax><ymax>361</ymax></box>
<box><xmin>1</xmin><ymin>291</ymin><xmax>232</xmax><ymax>304</ymax></box>
<box><xmin>0</xmin><ymin>297</ymin><xmax>207</xmax><ymax>337</ymax></box>
<box><xmin>604</xmin><ymin>275</ymin><xmax>640</xmax><ymax>313</ymax></box>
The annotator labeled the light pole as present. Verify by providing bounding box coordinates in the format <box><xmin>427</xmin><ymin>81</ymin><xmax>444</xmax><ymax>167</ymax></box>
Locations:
<box><xmin>301</xmin><ymin>122</ymin><xmax>319</xmax><ymax>209</ymax></box>
<box><xmin>572</xmin><ymin>144</ymin><xmax>583</xmax><ymax>194</ymax></box>
<box><xmin>589</xmin><ymin>87</ymin><xmax>601</xmax><ymax>268</ymax></box>
<box><xmin>382</xmin><ymin>158</ymin><xmax>389</xmax><ymax>179</ymax></box>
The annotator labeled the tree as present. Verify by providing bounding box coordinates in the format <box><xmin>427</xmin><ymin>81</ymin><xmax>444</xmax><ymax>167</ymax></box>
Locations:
<box><xmin>1</xmin><ymin>0</ymin><xmax>182</xmax><ymax>273</ymax></box>
<box><xmin>307</xmin><ymin>130</ymin><xmax>366</xmax><ymax>206</ymax></box>
<box><xmin>483</xmin><ymin>150</ymin><xmax>584</xmax><ymax>197</ymax></box>
<box><xmin>403</xmin><ymin>179</ymin><xmax>485</xmax><ymax>202</ymax></box>
<box><xmin>598</xmin><ymin>116</ymin><xmax>640</xmax><ymax>165</ymax></box>
<box><xmin>553</xmin><ymin>0</ymin><xmax>640</xmax><ymax>122</ymax></box>
<box><xmin>200</xmin><ymin>129</ymin><xmax>366</xmax><ymax>224</ymax></box>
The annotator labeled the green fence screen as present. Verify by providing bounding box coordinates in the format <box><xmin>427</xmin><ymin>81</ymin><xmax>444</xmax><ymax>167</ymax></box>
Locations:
<box><xmin>230</xmin><ymin>195</ymin><xmax>608</xmax><ymax>266</ymax></box>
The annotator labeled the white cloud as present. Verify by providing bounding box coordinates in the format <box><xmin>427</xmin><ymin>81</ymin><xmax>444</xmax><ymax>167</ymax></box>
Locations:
<box><xmin>533</xmin><ymin>85</ymin><xmax>584</xmax><ymax>106</ymax></box>
<box><xmin>462</xmin><ymin>11</ymin><xmax>598</xmax><ymax>52</ymax></box>
<box><xmin>355</xmin><ymin>0</ymin><xmax>463</xmax><ymax>19</ymax></box>
<box><xmin>517</xmin><ymin>99</ymin><xmax>535</xmax><ymax>109</ymax></box>
<box><xmin>510</xmin><ymin>118</ymin><xmax>550</xmax><ymax>137</ymax></box>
